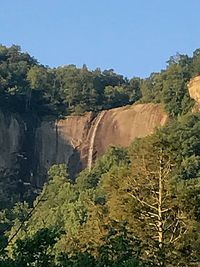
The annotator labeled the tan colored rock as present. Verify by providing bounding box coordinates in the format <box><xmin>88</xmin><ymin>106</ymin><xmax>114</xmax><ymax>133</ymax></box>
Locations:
<box><xmin>35</xmin><ymin>103</ymin><xmax>167</xmax><ymax>180</ymax></box>
<box><xmin>93</xmin><ymin>103</ymin><xmax>167</xmax><ymax>156</ymax></box>
<box><xmin>0</xmin><ymin>103</ymin><xmax>167</xmax><ymax>185</ymax></box>
<box><xmin>35</xmin><ymin>112</ymin><xmax>94</xmax><ymax>180</ymax></box>
<box><xmin>188</xmin><ymin>76</ymin><xmax>200</xmax><ymax>104</ymax></box>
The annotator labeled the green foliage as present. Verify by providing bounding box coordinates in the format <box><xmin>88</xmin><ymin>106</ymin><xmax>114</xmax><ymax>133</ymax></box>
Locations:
<box><xmin>97</xmin><ymin>224</ymin><xmax>141</xmax><ymax>267</ymax></box>
<box><xmin>1</xmin><ymin>43</ymin><xmax>200</xmax><ymax>118</ymax></box>
<box><xmin>13</xmin><ymin>228</ymin><xmax>59</xmax><ymax>267</ymax></box>
<box><xmin>28</xmin><ymin>165</ymin><xmax>79</xmax><ymax>233</ymax></box>
<box><xmin>104</xmin><ymin>85</ymin><xmax>129</xmax><ymax>109</ymax></box>
<box><xmin>4</xmin><ymin>114</ymin><xmax>200</xmax><ymax>266</ymax></box>
<box><xmin>3</xmin><ymin>44</ymin><xmax>200</xmax><ymax>266</ymax></box>
<box><xmin>76</xmin><ymin>147</ymin><xmax>130</xmax><ymax>191</ymax></box>
<box><xmin>0</xmin><ymin>44</ymin><xmax>142</xmax><ymax>117</ymax></box>
<box><xmin>140</xmin><ymin>53</ymin><xmax>196</xmax><ymax>117</ymax></box>
<box><xmin>159</xmin><ymin>113</ymin><xmax>200</xmax><ymax>181</ymax></box>
<box><xmin>1</xmin><ymin>227</ymin><xmax>144</xmax><ymax>267</ymax></box>
<box><xmin>60</xmin><ymin>252</ymin><xmax>96</xmax><ymax>267</ymax></box>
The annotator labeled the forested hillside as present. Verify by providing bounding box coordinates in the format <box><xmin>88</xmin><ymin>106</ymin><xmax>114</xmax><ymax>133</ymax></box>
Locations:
<box><xmin>0</xmin><ymin>45</ymin><xmax>141</xmax><ymax>117</ymax></box>
<box><xmin>1</xmin><ymin>44</ymin><xmax>200</xmax><ymax>118</ymax></box>
<box><xmin>1</xmin><ymin>45</ymin><xmax>200</xmax><ymax>266</ymax></box>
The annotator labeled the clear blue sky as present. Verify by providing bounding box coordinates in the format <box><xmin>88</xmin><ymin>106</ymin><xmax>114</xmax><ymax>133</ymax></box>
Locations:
<box><xmin>1</xmin><ymin>0</ymin><xmax>200</xmax><ymax>78</ymax></box>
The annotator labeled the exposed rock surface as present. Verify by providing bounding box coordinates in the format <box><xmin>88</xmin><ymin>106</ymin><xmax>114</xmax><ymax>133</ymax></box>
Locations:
<box><xmin>35</xmin><ymin>112</ymin><xmax>94</xmax><ymax>181</ymax></box>
<box><xmin>188</xmin><ymin>76</ymin><xmax>200</xmax><ymax>103</ymax></box>
<box><xmin>0</xmin><ymin>112</ymin><xmax>24</xmax><ymax>176</ymax></box>
<box><xmin>35</xmin><ymin>103</ymin><xmax>167</xmax><ymax>182</ymax></box>
<box><xmin>93</xmin><ymin>103</ymin><xmax>167</xmax><ymax>157</ymax></box>
<box><xmin>0</xmin><ymin>103</ymin><xmax>167</xmax><ymax>186</ymax></box>
<box><xmin>188</xmin><ymin>76</ymin><xmax>200</xmax><ymax>111</ymax></box>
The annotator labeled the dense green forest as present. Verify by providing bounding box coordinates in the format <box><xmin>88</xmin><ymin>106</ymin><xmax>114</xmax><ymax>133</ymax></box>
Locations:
<box><xmin>1</xmin><ymin>44</ymin><xmax>200</xmax><ymax>117</ymax></box>
<box><xmin>1</xmin><ymin>45</ymin><xmax>200</xmax><ymax>266</ymax></box>
<box><xmin>0</xmin><ymin>44</ymin><xmax>141</xmax><ymax>117</ymax></box>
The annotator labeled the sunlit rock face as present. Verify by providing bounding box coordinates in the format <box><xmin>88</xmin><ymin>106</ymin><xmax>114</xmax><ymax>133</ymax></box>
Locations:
<box><xmin>35</xmin><ymin>103</ymin><xmax>167</xmax><ymax>181</ymax></box>
<box><xmin>0</xmin><ymin>103</ymin><xmax>167</xmax><ymax>187</ymax></box>
<box><xmin>188</xmin><ymin>76</ymin><xmax>200</xmax><ymax>111</ymax></box>
<box><xmin>35</xmin><ymin>112</ymin><xmax>94</xmax><ymax>182</ymax></box>
<box><xmin>91</xmin><ymin>103</ymin><xmax>167</xmax><ymax>154</ymax></box>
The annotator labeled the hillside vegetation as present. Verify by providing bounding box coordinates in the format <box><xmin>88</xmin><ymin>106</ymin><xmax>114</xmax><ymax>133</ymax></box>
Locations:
<box><xmin>1</xmin><ymin>45</ymin><xmax>200</xmax><ymax>266</ymax></box>
<box><xmin>1</xmin><ymin>44</ymin><xmax>200</xmax><ymax>117</ymax></box>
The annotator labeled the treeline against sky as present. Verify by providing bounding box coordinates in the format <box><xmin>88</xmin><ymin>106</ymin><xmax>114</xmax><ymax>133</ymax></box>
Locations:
<box><xmin>1</xmin><ymin>45</ymin><xmax>200</xmax><ymax>266</ymax></box>
<box><xmin>2</xmin><ymin>44</ymin><xmax>200</xmax><ymax>117</ymax></box>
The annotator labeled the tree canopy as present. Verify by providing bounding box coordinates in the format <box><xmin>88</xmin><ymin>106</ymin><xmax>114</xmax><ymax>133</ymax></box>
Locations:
<box><xmin>1</xmin><ymin>44</ymin><xmax>200</xmax><ymax>118</ymax></box>
<box><xmin>1</xmin><ymin>44</ymin><xmax>200</xmax><ymax>266</ymax></box>
<box><xmin>1</xmin><ymin>114</ymin><xmax>200</xmax><ymax>266</ymax></box>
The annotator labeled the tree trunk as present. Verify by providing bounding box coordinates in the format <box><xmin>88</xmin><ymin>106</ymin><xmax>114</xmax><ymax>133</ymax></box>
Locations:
<box><xmin>158</xmin><ymin>150</ymin><xmax>164</xmax><ymax>267</ymax></box>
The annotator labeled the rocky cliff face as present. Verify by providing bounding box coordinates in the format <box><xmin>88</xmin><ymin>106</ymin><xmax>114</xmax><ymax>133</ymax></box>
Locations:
<box><xmin>0</xmin><ymin>112</ymin><xmax>38</xmax><ymax>186</ymax></box>
<box><xmin>35</xmin><ymin>112</ymin><xmax>94</xmax><ymax>182</ymax></box>
<box><xmin>0</xmin><ymin>112</ymin><xmax>24</xmax><ymax>177</ymax></box>
<box><xmin>188</xmin><ymin>76</ymin><xmax>200</xmax><ymax>102</ymax></box>
<box><xmin>35</xmin><ymin>103</ymin><xmax>167</xmax><ymax>183</ymax></box>
<box><xmin>0</xmin><ymin>103</ymin><xmax>167</xmax><ymax>186</ymax></box>
<box><xmin>188</xmin><ymin>76</ymin><xmax>200</xmax><ymax>110</ymax></box>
